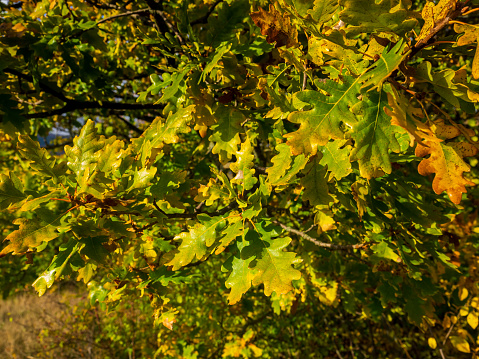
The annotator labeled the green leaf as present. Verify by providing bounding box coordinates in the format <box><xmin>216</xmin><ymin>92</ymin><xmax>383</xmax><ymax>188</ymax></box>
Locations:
<box><xmin>308</xmin><ymin>0</ymin><xmax>339</xmax><ymax>26</ymax></box>
<box><xmin>371</xmin><ymin>241</ymin><xmax>399</xmax><ymax>261</ymax></box>
<box><xmin>0</xmin><ymin>172</ymin><xmax>26</xmax><ymax>210</ymax></box>
<box><xmin>230</xmin><ymin>137</ymin><xmax>257</xmax><ymax>192</ymax></box>
<box><xmin>1</xmin><ymin>209</ymin><xmax>66</xmax><ymax>255</ymax></box>
<box><xmin>319</xmin><ymin>140</ymin><xmax>352</xmax><ymax>180</ymax></box>
<box><xmin>216</xmin><ymin>219</ymin><xmax>244</xmax><ymax>254</ymax></box>
<box><xmin>360</xmin><ymin>39</ymin><xmax>408</xmax><ymax>92</ymax></box>
<box><xmin>159</xmin><ymin>65</ymin><xmax>193</xmax><ymax>103</ymax></box>
<box><xmin>17</xmin><ymin>134</ymin><xmax>66</xmax><ymax>182</ymax></box>
<box><xmin>166</xmin><ymin>215</ymin><xmax>228</xmax><ymax>270</ymax></box>
<box><xmin>413</xmin><ymin>62</ymin><xmax>475</xmax><ymax>109</ymax></box>
<box><xmin>224</xmin><ymin>231</ymin><xmax>256</xmax><ymax>304</ymax></box>
<box><xmin>150</xmin><ymin>170</ymin><xmax>187</xmax><ymax>198</ymax></box>
<box><xmin>209</xmin><ymin>106</ymin><xmax>244</xmax><ymax>163</ymax></box>
<box><xmin>200</xmin><ymin>42</ymin><xmax>232</xmax><ymax>82</ymax></box>
<box><xmin>33</xmin><ymin>238</ymin><xmax>80</xmax><ymax>296</ymax></box>
<box><xmin>339</xmin><ymin>0</ymin><xmax>417</xmax><ymax>37</ymax></box>
<box><xmin>80</xmin><ymin>236</ymin><xmax>109</xmax><ymax>263</ymax></box>
<box><xmin>267</xmin><ymin>143</ymin><xmax>293</xmax><ymax>185</ymax></box>
<box><xmin>132</xmin><ymin>105</ymin><xmax>195</xmax><ymax>162</ymax></box>
<box><xmin>206</xmin><ymin>0</ymin><xmax>249</xmax><ymax>47</ymax></box>
<box><xmin>286</xmin><ymin>76</ymin><xmax>360</xmax><ymax>155</ymax></box>
<box><xmin>96</xmin><ymin>138</ymin><xmax>124</xmax><ymax>174</ymax></box>
<box><xmin>350</xmin><ymin>90</ymin><xmax>403</xmax><ymax>179</ymax></box>
<box><xmin>65</xmin><ymin>119</ymin><xmax>104</xmax><ymax>191</ymax></box>
<box><xmin>301</xmin><ymin>156</ymin><xmax>333</xmax><ymax>206</ymax></box>
<box><xmin>127</xmin><ymin>166</ymin><xmax>157</xmax><ymax>192</ymax></box>
<box><xmin>267</xmin><ymin>143</ymin><xmax>309</xmax><ymax>188</ymax></box>
<box><xmin>20</xmin><ymin>191</ymin><xmax>63</xmax><ymax>212</ymax></box>
<box><xmin>249</xmin><ymin>222</ymin><xmax>302</xmax><ymax>296</ymax></box>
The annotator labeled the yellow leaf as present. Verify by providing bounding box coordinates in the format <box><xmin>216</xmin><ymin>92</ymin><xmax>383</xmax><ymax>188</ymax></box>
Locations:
<box><xmin>460</xmin><ymin>307</ymin><xmax>469</xmax><ymax>316</ymax></box>
<box><xmin>450</xmin><ymin>336</ymin><xmax>471</xmax><ymax>353</ymax></box>
<box><xmin>428</xmin><ymin>337</ymin><xmax>437</xmax><ymax>349</ymax></box>
<box><xmin>459</xmin><ymin>287</ymin><xmax>469</xmax><ymax>301</ymax></box>
<box><xmin>467</xmin><ymin>312</ymin><xmax>479</xmax><ymax>329</ymax></box>
<box><xmin>453</xmin><ymin>23</ymin><xmax>479</xmax><ymax>79</ymax></box>
<box><xmin>248</xmin><ymin>343</ymin><xmax>263</xmax><ymax>357</ymax></box>
<box><xmin>417</xmin><ymin>0</ymin><xmax>457</xmax><ymax>44</ymax></box>
<box><xmin>471</xmin><ymin>297</ymin><xmax>479</xmax><ymax>309</ymax></box>
<box><xmin>473</xmin><ymin>42</ymin><xmax>479</xmax><ymax>80</ymax></box>
<box><xmin>443</xmin><ymin>315</ymin><xmax>451</xmax><ymax>329</ymax></box>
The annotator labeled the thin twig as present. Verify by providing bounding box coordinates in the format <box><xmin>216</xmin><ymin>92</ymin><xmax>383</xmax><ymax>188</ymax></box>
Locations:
<box><xmin>115</xmin><ymin>114</ymin><xmax>143</xmax><ymax>134</ymax></box>
<box><xmin>96</xmin><ymin>9</ymin><xmax>149</xmax><ymax>25</ymax></box>
<box><xmin>272</xmin><ymin>220</ymin><xmax>365</xmax><ymax>250</ymax></box>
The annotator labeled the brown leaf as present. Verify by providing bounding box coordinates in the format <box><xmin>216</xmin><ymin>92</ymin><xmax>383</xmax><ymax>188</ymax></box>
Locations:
<box><xmin>251</xmin><ymin>5</ymin><xmax>298</xmax><ymax>48</ymax></box>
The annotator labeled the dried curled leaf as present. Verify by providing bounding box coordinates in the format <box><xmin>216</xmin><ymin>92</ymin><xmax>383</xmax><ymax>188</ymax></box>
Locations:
<box><xmin>251</xmin><ymin>5</ymin><xmax>298</xmax><ymax>48</ymax></box>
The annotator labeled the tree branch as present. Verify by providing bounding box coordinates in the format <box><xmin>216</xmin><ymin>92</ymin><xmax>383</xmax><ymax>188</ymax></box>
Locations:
<box><xmin>410</xmin><ymin>1</ymin><xmax>470</xmax><ymax>58</ymax></box>
<box><xmin>4</xmin><ymin>68</ymin><xmax>69</xmax><ymax>102</ymax></box>
<box><xmin>272</xmin><ymin>220</ymin><xmax>365</xmax><ymax>250</ymax></box>
<box><xmin>152</xmin><ymin>199</ymin><xmax>238</xmax><ymax>220</ymax></box>
<box><xmin>96</xmin><ymin>8</ymin><xmax>149</xmax><ymax>25</ymax></box>
<box><xmin>25</xmin><ymin>100</ymin><xmax>164</xmax><ymax>119</ymax></box>
<box><xmin>115</xmin><ymin>114</ymin><xmax>144</xmax><ymax>134</ymax></box>
<box><xmin>191</xmin><ymin>0</ymin><xmax>223</xmax><ymax>25</ymax></box>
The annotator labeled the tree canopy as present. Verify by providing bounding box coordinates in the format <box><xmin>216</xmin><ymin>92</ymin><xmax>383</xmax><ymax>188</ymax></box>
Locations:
<box><xmin>1</xmin><ymin>0</ymin><xmax>479</xmax><ymax>357</ymax></box>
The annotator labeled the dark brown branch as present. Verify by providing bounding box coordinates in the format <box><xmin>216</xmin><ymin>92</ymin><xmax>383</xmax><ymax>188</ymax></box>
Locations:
<box><xmin>25</xmin><ymin>100</ymin><xmax>164</xmax><ymax>119</ymax></box>
<box><xmin>144</xmin><ymin>0</ymin><xmax>169</xmax><ymax>34</ymax></box>
<box><xmin>4</xmin><ymin>68</ymin><xmax>69</xmax><ymax>102</ymax></box>
<box><xmin>96</xmin><ymin>8</ymin><xmax>149</xmax><ymax>25</ymax></box>
<box><xmin>410</xmin><ymin>1</ymin><xmax>470</xmax><ymax>58</ymax></box>
<box><xmin>115</xmin><ymin>114</ymin><xmax>143</xmax><ymax>134</ymax></box>
<box><xmin>152</xmin><ymin>199</ymin><xmax>238</xmax><ymax>220</ymax></box>
<box><xmin>191</xmin><ymin>0</ymin><xmax>223</xmax><ymax>25</ymax></box>
<box><xmin>272</xmin><ymin>220</ymin><xmax>365</xmax><ymax>250</ymax></box>
<box><xmin>84</xmin><ymin>0</ymin><xmax>123</xmax><ymax>10</ymax></box>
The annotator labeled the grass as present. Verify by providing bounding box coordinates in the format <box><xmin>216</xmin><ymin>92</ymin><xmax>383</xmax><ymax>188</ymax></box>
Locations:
<box><xmin>0</xmin><ymin>285</ymin><xmax>160</xmax><ymax>359</ymax></box>
<box><xmin>0</xmin><ymin>286</ymin><xmax>103</xmax><ymax>359</ymax></box>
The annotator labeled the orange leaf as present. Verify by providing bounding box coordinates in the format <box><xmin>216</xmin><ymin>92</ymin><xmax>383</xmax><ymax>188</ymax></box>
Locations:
<box><xmin>415</xmin><ymin>121</ymin><xmax>477</xmax><ymax>204</ymax></box>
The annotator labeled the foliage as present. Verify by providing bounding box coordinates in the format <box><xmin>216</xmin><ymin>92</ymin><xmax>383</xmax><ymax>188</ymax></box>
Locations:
<box><xmin>1</xmin><ymin>0</ymin><xmax>479</xmax><ymax>357</ymax></box>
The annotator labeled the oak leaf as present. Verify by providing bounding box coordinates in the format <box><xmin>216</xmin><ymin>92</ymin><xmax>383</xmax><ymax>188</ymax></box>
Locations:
<box><xmin>415</xmin><ymin>121</ymin><xmax>478</xmax><ymax>204</ymax></box>
<box><xmin>339</xmin><ymin>0</ymin><xmax>417</xmax><ymax>37</ymax></box>
<box><xmin>251</xmin><ymin>4</ymin><xmax>298</xmax><ymax>48</ymax></box>
<box><xmin>1</xmin><ymin>209</ymin><xmax>64</xmax><ymax>255</ymax></box>
<box><xmin>166</xmin><ymin>215</ymin><xmax>227</xmax><ymax>270</ymax></box>
<box><xmin>286</xmin><ymin>76</ymin><xmax>360</xmax><ymax>155</ymax></box>
<box><xmin>350</xmin><ymin>90</ymin><xmax>403</xmax><ymax>179</ymax></box>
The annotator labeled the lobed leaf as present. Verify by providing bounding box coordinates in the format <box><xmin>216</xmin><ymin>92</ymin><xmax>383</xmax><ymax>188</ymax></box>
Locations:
<box><xmin>350</xmin><ymin>90</ymin><xmax>403</xmax><ymax>179</ymax></box>
<box><xmin>339</xmin><ymin>0</ymin><xmax>417</xmax><ymax>37</ymax></box>
<box><xmin>1</xmin><ymin>209</ymin><xmax>65</xmax><ymax>255</ymax></box>
<box><xmin>166</xmin><ymin>215</ymin><xmax>228</xmax><ymax>270</ymax></box>
<box><xmin>0</xmin><ymin>172</ymin><xmax>26</xmax><ymax>210</ymax></box>
<box><xmin>286</xmin><ymin>76</ymin><xmax>360</xmax><ymax>155</ymax></box>
<box><xmin>230</xmin><ymin>137</ymin><xmax>257</xmax><ymax>192</ymax></box>
<box><xmin>301</xmin><ymin>156</ymin><xmax>333</xmax><ymax>206</ymax></box>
